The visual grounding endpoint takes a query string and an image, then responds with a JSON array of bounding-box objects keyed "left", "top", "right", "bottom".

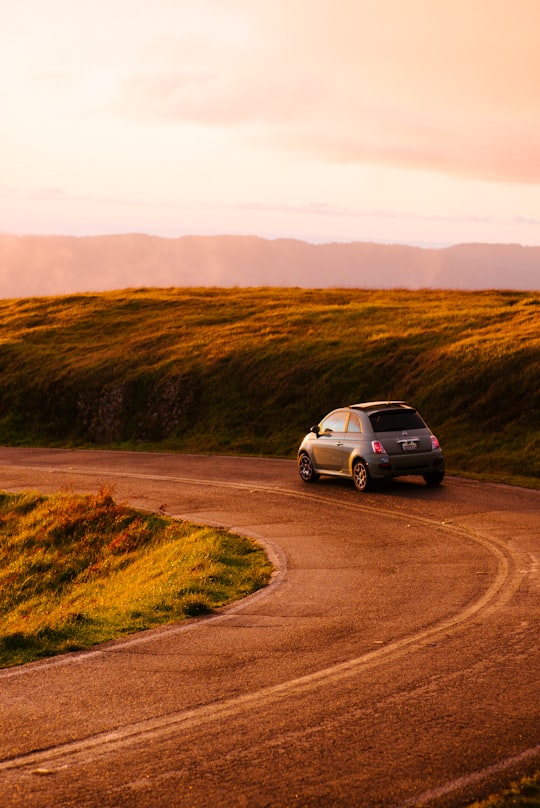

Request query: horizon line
[{"left": 2, "top": 231, "right": 540, "bottom": 251}]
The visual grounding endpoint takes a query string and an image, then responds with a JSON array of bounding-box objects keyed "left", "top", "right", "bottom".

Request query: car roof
[{"left": 348, "top": 401, "right": 415, "bottom": 413}]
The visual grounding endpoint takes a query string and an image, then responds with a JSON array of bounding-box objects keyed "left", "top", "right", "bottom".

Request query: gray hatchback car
[{"left": 298, "top": 401, "right": 445, "bottom": 491}]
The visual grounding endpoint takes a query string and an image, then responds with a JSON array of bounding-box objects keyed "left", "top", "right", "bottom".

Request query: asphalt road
[{"left": 0, "top": 448, "right": 539, "bottom": 808}]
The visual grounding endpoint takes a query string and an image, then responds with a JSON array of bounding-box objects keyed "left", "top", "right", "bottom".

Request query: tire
[
  {"left": 352, "top": 459, "right": 371, "bottom": 492},
  {"left": 298, "top": 453, "right": 319, "bottom": 483},
  {"left": 423, "top": 470, "right": 445, "bottom": 486}
]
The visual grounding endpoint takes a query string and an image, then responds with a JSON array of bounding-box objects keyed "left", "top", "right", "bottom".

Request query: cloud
[
  {"left": 235, "top": 200, "right": 494, "bottom": 227},
  {"left": 3, "top": 0, "right": 540, "bottom": 250},
  {"left": 514, "top": 215, "right": 540, "bottom": 226},
  {"left": 105, "top": 0, "right": 540, "bottom": 184}
]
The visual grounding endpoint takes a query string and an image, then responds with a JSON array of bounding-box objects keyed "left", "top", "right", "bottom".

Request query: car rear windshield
[{"left": 369, "top": 409, "right": 426, "bottom": 432}]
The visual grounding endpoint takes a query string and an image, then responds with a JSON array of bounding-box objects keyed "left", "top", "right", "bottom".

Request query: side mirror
[{"left": 310, "top": 425, "right": 320, "bottom": 437}]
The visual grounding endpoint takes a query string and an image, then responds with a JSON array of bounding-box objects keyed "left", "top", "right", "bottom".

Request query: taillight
[
  {"left": 371, "top": 440, "right": 386, "bottom": 454},
  {"left": 430, "top": 435, "right": 440, "bottom": 450}
]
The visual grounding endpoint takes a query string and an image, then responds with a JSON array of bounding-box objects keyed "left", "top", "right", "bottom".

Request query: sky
[{"left": 1, "top": 0, "right": 540, "bottom": 248}]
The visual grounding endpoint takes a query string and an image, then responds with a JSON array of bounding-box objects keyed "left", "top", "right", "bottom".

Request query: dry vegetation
[{"left": 469, "top": 773, "right": 540, "bottom": 807}]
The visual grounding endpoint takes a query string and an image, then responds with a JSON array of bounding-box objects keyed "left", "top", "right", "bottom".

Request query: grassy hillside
[{"left": 0, "top": 287, "right": 538, "bottom": 487}]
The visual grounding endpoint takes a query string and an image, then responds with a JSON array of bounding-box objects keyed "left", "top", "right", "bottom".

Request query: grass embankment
[
  {"left": 0, "top": 488, "right": 272, "bottom": 668},
  {"left": 0, "top": 287, "right": 538, "bottom": 486}
]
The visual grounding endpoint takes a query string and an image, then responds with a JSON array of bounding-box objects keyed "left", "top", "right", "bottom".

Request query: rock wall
[{"left": 76, "top": 373, "right": 199, "bottom": 443}]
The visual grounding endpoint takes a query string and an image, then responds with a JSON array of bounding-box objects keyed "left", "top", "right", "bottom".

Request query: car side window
[
  {"left": 320, "top": 411, "right": 348, "bottom": 433},
  {"left": 347, "top": 413, "right": 362, "bottom": 433}
]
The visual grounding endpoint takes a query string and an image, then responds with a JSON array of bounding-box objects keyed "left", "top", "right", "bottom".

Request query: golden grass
[
  {"left": 0, "top": 288, "right": 538, "bottom": 485},
  {"left": 0, "top": 488, "right": 272, "bottom": 667}
]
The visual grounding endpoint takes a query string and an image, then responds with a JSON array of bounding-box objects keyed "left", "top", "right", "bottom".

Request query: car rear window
[{"left": 369, "top": 410, "right": 426, "bottom": 432}]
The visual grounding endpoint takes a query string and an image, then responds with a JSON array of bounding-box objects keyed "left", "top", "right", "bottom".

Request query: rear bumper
[{"left": 368, "top": 452, "right": 445, "bottom": 480}]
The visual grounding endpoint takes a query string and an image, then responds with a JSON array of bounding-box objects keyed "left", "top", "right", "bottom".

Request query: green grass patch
[{"left": 0, "top": 488, "right": 273, "bottom": 668}]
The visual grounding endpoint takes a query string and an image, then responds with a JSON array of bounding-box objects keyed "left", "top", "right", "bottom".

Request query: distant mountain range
[{"left": 1, "top": 234, "right": 539, "bottom": 298}]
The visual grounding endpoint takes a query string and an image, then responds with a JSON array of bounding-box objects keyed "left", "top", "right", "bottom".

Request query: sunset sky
[{"left": 2, "top": 0, "right": 540, "bottom": 247}]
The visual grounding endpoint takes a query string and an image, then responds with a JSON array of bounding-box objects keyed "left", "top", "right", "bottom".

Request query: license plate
[{"left": 401, "top": 441, "right": 418, "bottom": 451}]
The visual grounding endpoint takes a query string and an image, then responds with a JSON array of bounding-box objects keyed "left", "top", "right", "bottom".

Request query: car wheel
[
  {"left": 298, "top": 453, "right": 319, "bottom": 483},
  {"left": 423, "top": 470, "right": 445, "bottom": 486},
  {"left": 352, "top": 459, "right": 371, "bottom": 492}
]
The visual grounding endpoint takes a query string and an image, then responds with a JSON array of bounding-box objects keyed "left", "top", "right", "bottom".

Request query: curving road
[{"left": 0, "top": 448, "right": 539, "bottom": 807}]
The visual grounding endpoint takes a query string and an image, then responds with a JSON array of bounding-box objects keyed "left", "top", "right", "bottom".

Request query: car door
[
  {"left": 311, "top": 410, "right": 349, "bottom": 471},
  {"left": 333, "top": 411, "right": 364, "bottom": 472}
]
